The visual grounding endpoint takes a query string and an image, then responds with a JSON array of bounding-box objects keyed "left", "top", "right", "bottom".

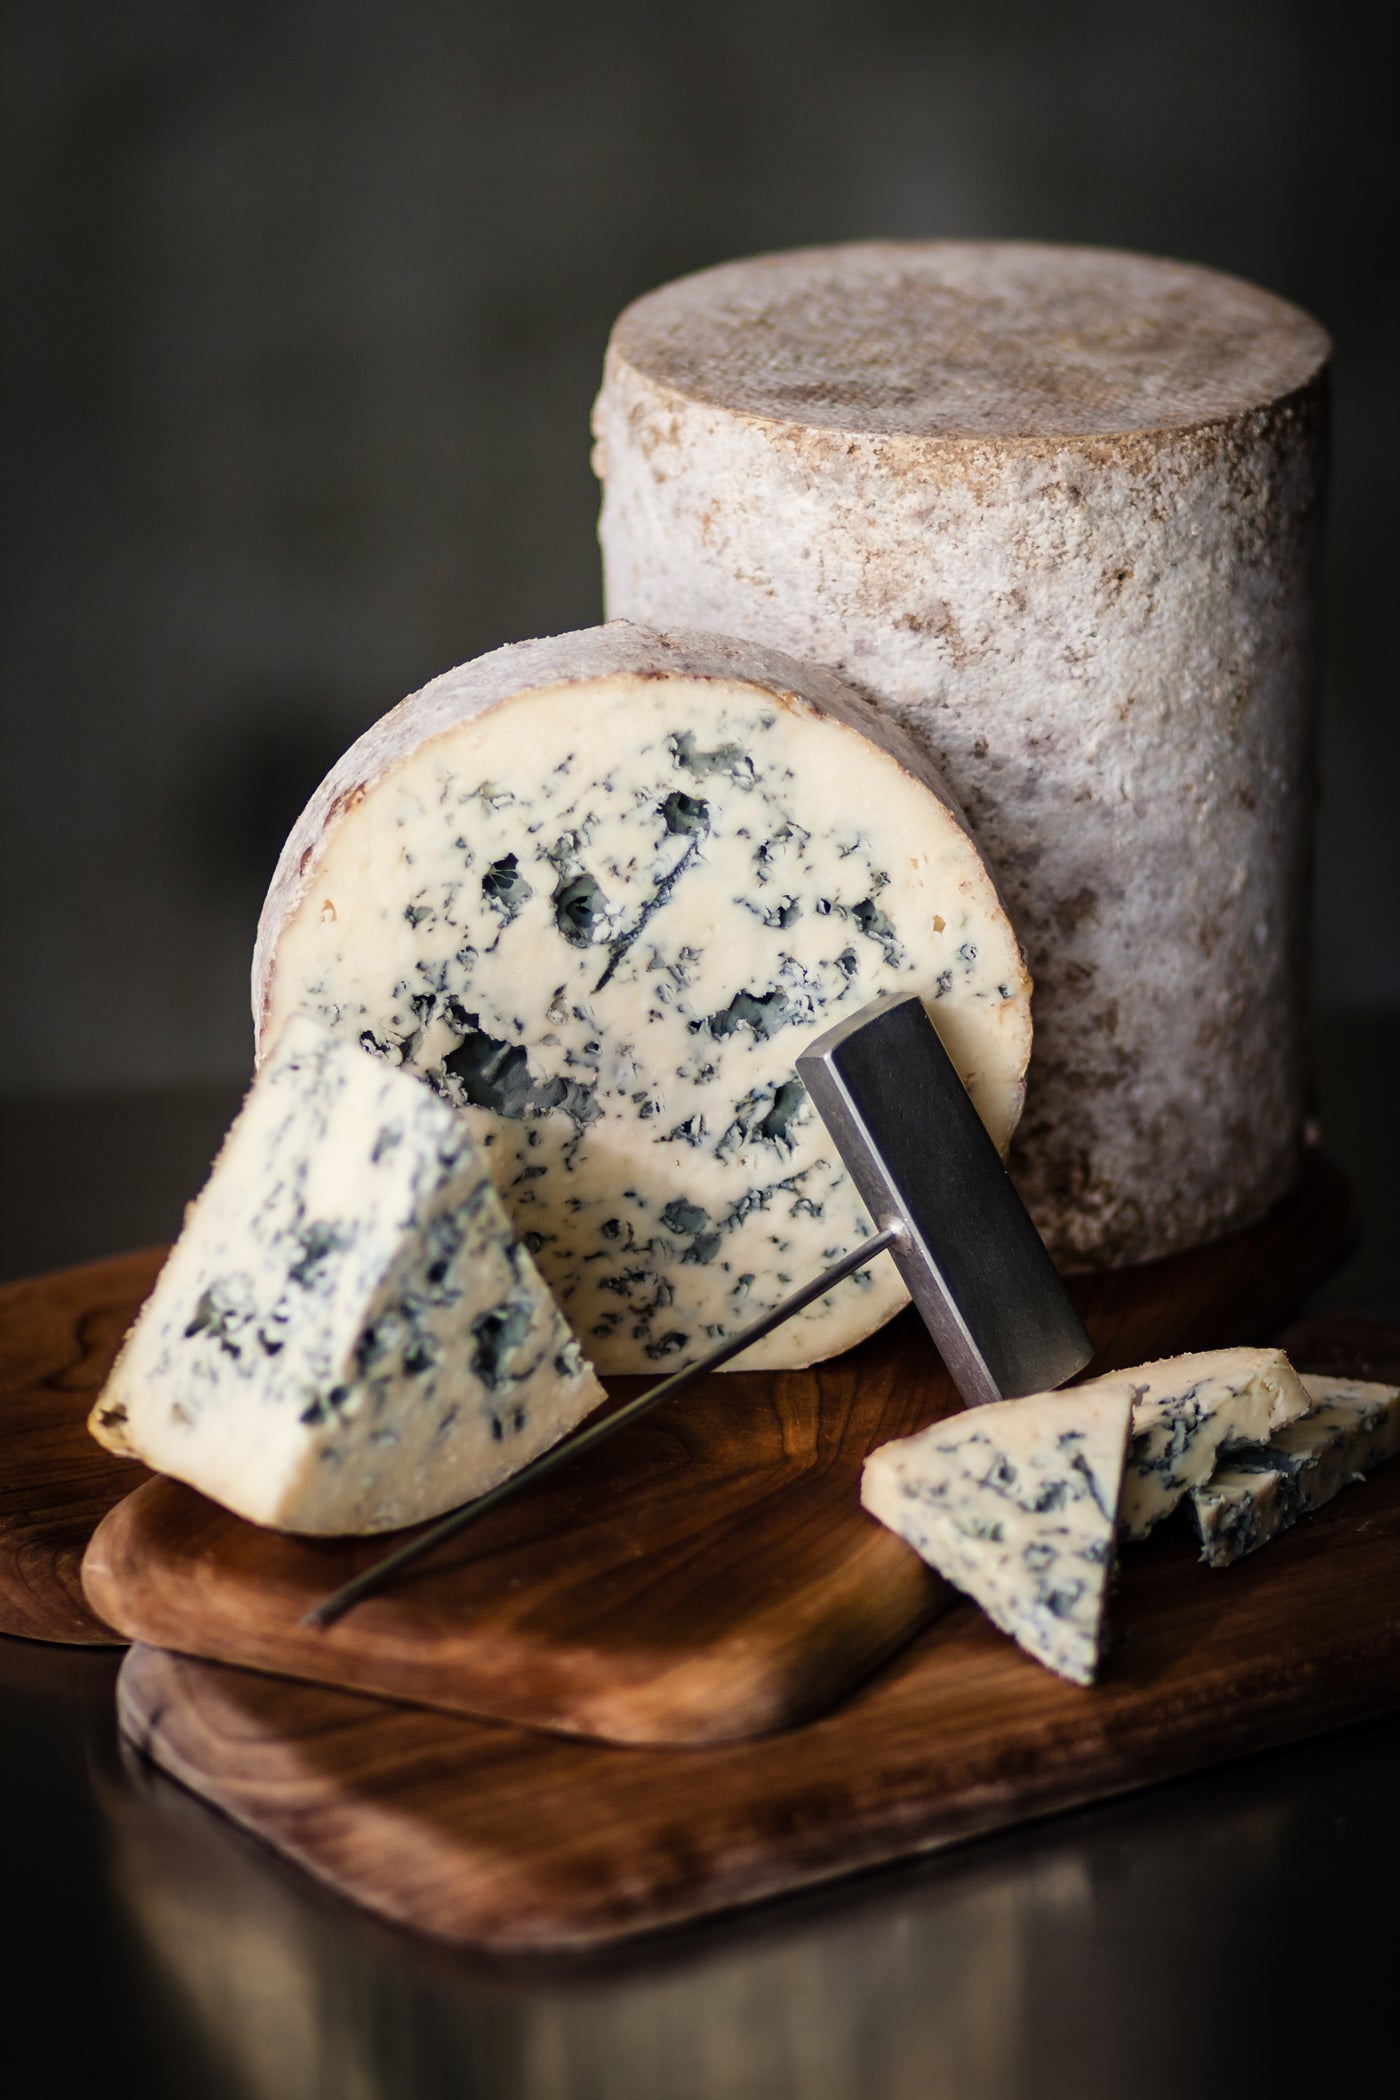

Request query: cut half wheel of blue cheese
[
  {"left": 1190, "top": 1373, "right": 1400, "bottom": 1568},
  {"left": 861, "top": 1388, "right": 1133, "bottom": 1685},
  {"left": 251, "top": 622, "right": 1031, "bottom": 1374},
  {"left": 88, "top": 1018, "right": 606, "bottom": 1535}
]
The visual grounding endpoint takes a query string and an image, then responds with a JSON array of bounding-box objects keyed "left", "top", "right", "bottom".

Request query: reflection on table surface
[{"left": 68, "top": 1658, "right": 1394, "bottom": 2100}]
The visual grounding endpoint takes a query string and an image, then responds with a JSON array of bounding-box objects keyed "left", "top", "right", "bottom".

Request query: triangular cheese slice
[
  {"left": 862, "top": 1388, "right": 1134, "bottom": 1685},
  {"left": 90, "top": 1018, "right": 605, "bottom": 1534}
]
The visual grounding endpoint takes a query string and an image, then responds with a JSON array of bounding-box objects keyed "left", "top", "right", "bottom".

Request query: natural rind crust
[{"left": 593, "top": 241, "right": 1332, "bottom": 1268}]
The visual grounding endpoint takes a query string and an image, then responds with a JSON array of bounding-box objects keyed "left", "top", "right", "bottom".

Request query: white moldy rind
[
  {"left": 594, "top": 241, "right": 1331, "bottom": 1268},
  {"left": 253, "top": 622, "right": 1031, "bottom": 1374}
]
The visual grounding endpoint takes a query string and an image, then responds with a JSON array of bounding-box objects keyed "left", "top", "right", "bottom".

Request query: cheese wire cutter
[{"left": 304, "top": 992, "right": 1092, "bottom": 1628}]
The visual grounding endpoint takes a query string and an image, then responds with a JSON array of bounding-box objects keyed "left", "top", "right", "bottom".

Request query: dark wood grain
[
  {"left": 116, "top": 1317, "right": 1400, "bottom": 1952},
  {"left": 80, "top": 1152, "right": 1355, "bottom": 1737},
  {"left": 86, "top": 1335, "right": 952, "bottom": 1745},
  {"left": 0, "top": 1249, "right": 160, "bottom": 1643}
]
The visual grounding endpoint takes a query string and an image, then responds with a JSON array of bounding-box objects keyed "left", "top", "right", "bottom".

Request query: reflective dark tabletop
[{"left": 3, "top": 1011, "right": 1397, "bottom": 2100}]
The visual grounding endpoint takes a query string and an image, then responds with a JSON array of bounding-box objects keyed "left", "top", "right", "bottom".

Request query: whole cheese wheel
[
  {"left": 593, "top": 241, "right": 1330, "bottom": 1268},
  {"left": 255, "top": 622, "right": 1030, "bottom": 1372}
]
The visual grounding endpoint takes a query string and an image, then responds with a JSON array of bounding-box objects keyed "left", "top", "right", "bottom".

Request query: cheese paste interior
[{"left": 261, "top": 671, "right": 1030, "bottom": 1371}]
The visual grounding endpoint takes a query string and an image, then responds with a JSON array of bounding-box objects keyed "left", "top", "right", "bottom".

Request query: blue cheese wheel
[
  {"left": 254, "top": 623, "right": 1031, "bottom": 1373},
  {"left": 89, "top": 1019, "right": 606, "bottom": 1534}
]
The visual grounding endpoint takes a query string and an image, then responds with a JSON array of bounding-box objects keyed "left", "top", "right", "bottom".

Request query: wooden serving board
[
  {"left": 117, "top": 1308, "right": 1400, "bottom": 1952},
  {"left": 83, "top": 1155, "right": 1354, "bottom": 1741},
  {"left": 86, "top": 1339, "right": 949, "bottom": 1745},
  {"left": 0, "top": 1248, "right": 159, "bottom": 1643}
]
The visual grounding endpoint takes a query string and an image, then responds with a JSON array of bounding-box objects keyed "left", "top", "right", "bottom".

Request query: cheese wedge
[
  {"left": 89, "top": 1018, "right": 605, "bottom": 1534},
  {"left": 1114, "top": 1347, "right": 1315, "bottom": 1539},
  {"left": 1191, "top": 1373, "right": 1400, "bottom": 1567},
  {"left": 861, "top": 1388, "right": 1133, "bottom": 1686}
]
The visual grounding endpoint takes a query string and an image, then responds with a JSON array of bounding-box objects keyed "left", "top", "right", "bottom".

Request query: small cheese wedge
[
  {"left": 1105, "top": 1347, "right": 1315, "bottom": 1540},
  {"left": 861, "top": 1388, "right": 1133, "bottom": 1686},
  {"left": 1190, "top": 1373, "right": 1400, "bottom": 1568},
  {"left": 89, "top": 1018, "right": 605, "bottom": 1534}
]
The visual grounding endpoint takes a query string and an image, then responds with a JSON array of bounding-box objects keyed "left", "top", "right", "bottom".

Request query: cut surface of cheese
[
  {"left": 89, "top": 1019, "right": 605, "bottom": 1535},
  {"left": 1191, "top": 1373, "right": 1400, "bottom": 1568},
  {"left": 1100, "top": 1347, "right": 1315, "bottom": 1540},
  {"left": 253, "top": 622, "right": 1031, "bottom": 1373},
  {"left": 861, "top": 1388, "right": 1133, "bottom": 1686}
]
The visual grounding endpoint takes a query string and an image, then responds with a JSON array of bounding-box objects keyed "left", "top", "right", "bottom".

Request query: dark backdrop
[{"left": 3, "top": 0, "right": 1395, "bottom": 1093}]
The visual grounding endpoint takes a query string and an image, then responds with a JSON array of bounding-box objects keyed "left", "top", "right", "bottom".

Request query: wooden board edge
[
  {"left": 0, "top": 1600, "right": 126, "bottom": 1648},
  {"left": 114, "top": 1640, "right": 1400, "bottom": 1955},
  {"left": 86, "top": 1488, "right": 946, "bottom": 1743},
  {"left": 1, "top": 1528, "right": 129, "bottom": 1647},
  {"left": 0, "top": 1245, "right": 164, "bottom": 1647}
]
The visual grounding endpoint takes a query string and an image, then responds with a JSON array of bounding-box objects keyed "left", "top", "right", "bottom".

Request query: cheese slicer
[{"left": 303, "top": 991, "right": 1092, "bottom": 1628}]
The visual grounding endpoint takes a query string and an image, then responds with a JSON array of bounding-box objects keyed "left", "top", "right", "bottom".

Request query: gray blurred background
[{"left": 2, "top": 0, "right": 1396, "bottom": 1105}]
